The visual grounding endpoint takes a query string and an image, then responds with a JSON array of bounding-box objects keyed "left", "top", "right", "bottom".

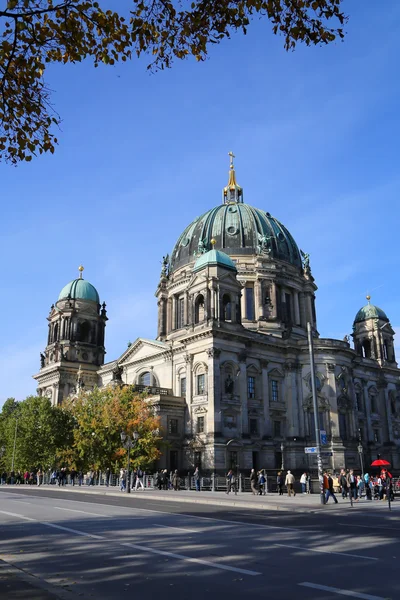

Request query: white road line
[
  {"left": 298, "top": 581, "right": 386, "bottom": 600},
  {"left": 338, "top": 521, "right": 400, "bottom": 532},
  {"left": 0, "top": 509, "right": 260, "bottom": 576},
  {"left": 44, "top": 522, "right": 104, "bottom": 539},
  {"left": 53, "top": 506, "right": 110, "bottom": 518},
  {"left": 274, "top": 544, "right": 378, "bottom": 561},
  {"left": 154, "top": 524, "right": 198, "bottom": 533},
  {"left": 0, "top": 510, "right": 36, "bottom": 522},
  {"left": 121, "top": 542, "right": 261, "bottom": 576}
]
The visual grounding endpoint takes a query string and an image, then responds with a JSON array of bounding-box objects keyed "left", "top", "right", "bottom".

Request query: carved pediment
[
  {"left": 268, "top": 367, "right": 284, "bottom": 379},
  {"left": 119, "top": 337, "right": 169, "bottom": 365}
]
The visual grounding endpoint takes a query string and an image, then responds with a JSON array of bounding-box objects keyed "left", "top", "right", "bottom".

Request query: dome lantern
[{"left": 223, "top": 151, "right": 243, "bottom": 204}]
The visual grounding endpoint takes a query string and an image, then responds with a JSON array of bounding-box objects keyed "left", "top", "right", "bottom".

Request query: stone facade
[{"left": 33, "top": 163, "right": 400, "bottom": 473}]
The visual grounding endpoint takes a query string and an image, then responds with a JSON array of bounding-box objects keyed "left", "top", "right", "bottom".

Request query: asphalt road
[{"left": 0, "top": 486, "right": 398, "bottom": 600}]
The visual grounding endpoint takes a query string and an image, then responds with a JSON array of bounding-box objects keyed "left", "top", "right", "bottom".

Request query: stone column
[
  {"left": 362, "top": 379, "right": 374, "bottom": 442},
  {"left": 166, "top": 298, "right": 172, "bottom": 334},
  {"left": 184, "top": 354, "right": 193, "bottom": 435},
  {"left": 384, "top": 387, "right": 394, "bottom": 442},
  {"left": 293, "top": 291, "right": 300, "bottom": 325},
  {"left": 209, "top": 285, "right": 214, "bottom": 320},
  {"left": 239, "top": 357, "right": 248, "bottom": 435},
  {"left": 299, "top": 292, "right": 306, "bottom": 327},
  {"left": 241, "top": 282, "right": 247, "bottom": 320},
  {"left": 379, "top": 383, "right": 391, "bottom": 442},
  {"left": 257, "top": 279, "right": 264, "bottom": 319},
  {"left": 206, "top": 348, "right": 221, "bottom": 436},
  {"left": 184, "top": 292, "right": 189, "bottom": 326},
  {"left": 261, "top": 360, "right": 270, "bottom": 437},
  {"left": 270, "top": 281, "right": 277, "bottom": 319},
  {"left": 325, "top": 363, "right": 339, "bottom": 440},
  {"left": 171, "top": 295, "right": 177, "bottom": 330},
  {"left": 284, "top": 362, "right": 299, "bottom": 437}
]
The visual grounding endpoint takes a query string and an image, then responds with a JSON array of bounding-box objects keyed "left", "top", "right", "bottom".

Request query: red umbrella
[{"left": 370, "top": 459, "right": 391, "bottom": 467}]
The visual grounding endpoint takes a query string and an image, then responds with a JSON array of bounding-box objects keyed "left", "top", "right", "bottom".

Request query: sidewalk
[{"left": 6, "top": 484, "right": 397, "bottom": 514}]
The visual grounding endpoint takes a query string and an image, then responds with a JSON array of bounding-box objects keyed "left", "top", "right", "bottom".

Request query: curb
[{"left": 2, "top": 485, "right": 348, "bottom": 514}]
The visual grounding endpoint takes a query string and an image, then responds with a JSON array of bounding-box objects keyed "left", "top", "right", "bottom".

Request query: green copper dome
[
  {"left": 354, "top": 303, "right": 388, "bottom": 324},
  {"left": 193, "top": 249, "right": 237, "bottom": 273},
  {"left": 171, "top": 203, "right": 302, "bottom": 271},
  {"left": 58, "top": 278, "right": 100, "bottom": 303}
]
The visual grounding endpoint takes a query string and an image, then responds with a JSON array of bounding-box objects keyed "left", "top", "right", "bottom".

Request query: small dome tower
[
  {"left": 33, "top": 266, "right": 108, "bottom": 404},
  {"left": 352, "top": 295, "right": 396, "bottom": 365}
]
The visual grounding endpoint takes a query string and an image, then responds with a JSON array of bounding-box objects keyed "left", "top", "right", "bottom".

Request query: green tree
[
  {"left": 0, "top": 1, "right": 347, "bottom": 163},
  {"left": 0, "top": 395, "right": 74, "bottom": 471},
  {"left": 62, "top": 385, "right": 162, "bottom": 471}
]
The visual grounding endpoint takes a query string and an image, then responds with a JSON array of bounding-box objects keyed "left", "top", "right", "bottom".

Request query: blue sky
[{"left": 1, "top": 2, "right": 400, "bottom": 405}]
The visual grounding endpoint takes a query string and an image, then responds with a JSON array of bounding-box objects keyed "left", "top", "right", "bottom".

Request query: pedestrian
[
  {"left": 250, "top": 468, "right": 258, "bottom": 495},
  {"left": 105, "top": 468, "right": 110, "bottom": 487},
  {"left": 135, "top": 467, "right": 145, "bottom": 491},
  {"left": 172, "top": 470, "right": 180, "bottom": 491},
  {"left": 277, "top": 471, "right": 284, "bottom": 495},
  {"left": 364, "top": 472, "right": 372, "bottom": 500},
  {"left": 285, "top": 470, "right": 296, "bottom": 496},
  {"left": 346, "top": 469, "right": 358, "bottom": 501},
  {"left": 36, "top": 468, "right": 43, "bottom": 486},
  {"left": 163, "top": 469, "right": 169, "bottom": 491},
  {"left": 1, "top": 470, "right": 7, "bottom": 485},
  {"left": 323, "top": 472, "right": 338, "bottom": 504},
  {"left": 70, "top": 468, "right": 76, "bottom": 486},
  {"left": 24, "top": 470, "right": 29, "bottom": 485},
  {"left": 357, "top": 475, "right": 365, "bottom": 499},
  {"left": 120, "top": 468, "right": 126, "bottom": 491},
  {"left": 258, "top": 470, "right": 266, "bottom": 495},
  {"left": 300, "top": 472, "right": 307, "bottom": 494},
  {"left": 306, "top": 472, "right": 312, "bottom": 494},
  {"left": 226, "top": 469, "right": 237, "bottom": 495},
  {"left": 339, "top": 469, "right": 348, "bottom": 499},
  {"left": 194, "top": 467, "right": 201, "bottom": 492}
]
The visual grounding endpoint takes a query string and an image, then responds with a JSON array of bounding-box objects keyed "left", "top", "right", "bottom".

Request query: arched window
[
  {"left": 361, "top": 340, "right": 371, "bottom": 358},
  {"left": 139, "top": 372, "right": 151, "bottom": 386},
  {"left": 80, "top": 321, "right": 91, "bottom": 343},
  {"left": 53, "top": 323, "right": 58, "bottom": 342},
  {"left": 194, "top": 295, "right": 205, "bottom": 324},
  {"left": 222, "top": 294, "right": 232, "bottom": 321}
]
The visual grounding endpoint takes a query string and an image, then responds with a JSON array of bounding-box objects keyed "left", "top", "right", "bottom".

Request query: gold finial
[
  {"left": 223, "top": 151, "right": 242, "bottom": 200},
  {"left": 210, "top": 238, "right": 216, "bottom": 247},
  {"left": 366, "top": 294, "right": 371, "bottom": 304},
  {"left": 78, "top": 265, "right": 84, "bottom": 279}
]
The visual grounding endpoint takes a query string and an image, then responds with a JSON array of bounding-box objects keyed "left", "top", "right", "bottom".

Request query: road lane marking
[
  {"left": 274, "top": 544, "right": 378, "bottom": 561},
  {"left": 0, "top": 509, "right": 261, "bottom": 576},
  {"left": 44, "top": 522, "right": 104, "bottom": 539},
  {"left": 121, "top": 542, "right": 261, "bottom": 575},
  {"left": 298, "top": 582, "right": 387, "bottom": 599},
  {"left": 154, "top": 524, "right": 198, "bottom": 533},
  {"left": 338, "top": 521, "right": 400, "bottom": 532},
  {"left": 0, "top": 510, "right": 36, "bottom": 522},
  {"left": 53, "top": 506, "right": 110, "bottom": 518}
]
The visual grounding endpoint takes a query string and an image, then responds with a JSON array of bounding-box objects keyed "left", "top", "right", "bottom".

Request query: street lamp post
[
  {"left": 357, "top": 442, "right": 364, "bottom": 478},
  {"left": 307, "top": 322, "right": 325, "bottom": 505},
  {"left": 120, "top": 431, "right": 139, "bottom": 494},
  {"left": 11, "top": 418, "right": 18, "bottom": 477},
  {"left": 280, "top": 442, "right": 284, "bottom": 471}
]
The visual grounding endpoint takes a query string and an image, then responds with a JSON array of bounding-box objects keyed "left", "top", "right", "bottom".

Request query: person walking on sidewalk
[
  {"left": 250, "top": 468, "right": 258, "bottom": 495},
  {"left": 172, "top": 470, "right": 180, "bottom": 491},
  {"left": 226, "top": 469, "right": 237, "bottom": 495},
  {"left": 277, "top": 471, "right": 284, "bottom": 495},
  {"left": 135, "top": 467, "right": 145, "bottom": 491},
  {"left": 285, "top": 470, "right": 296, "bottom": 496},
  {"left": 300, "top": 472, "right": 307, "bottom": 494},
  {"left": 324, "top": 472, "right": 338, "bottom": 504},
  {"left": 194, "top": 467, "right": 201, "bottom": 492},
  {"left": 339, "top": 469, "right": 348, "bottom": 499}
]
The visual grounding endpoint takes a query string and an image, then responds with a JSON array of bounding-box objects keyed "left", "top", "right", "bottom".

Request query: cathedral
[{"left": 33, "top": 156, "right": 400, "bottom": 473}]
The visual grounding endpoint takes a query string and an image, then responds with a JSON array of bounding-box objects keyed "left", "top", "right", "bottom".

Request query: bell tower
[
  {"left": 33, "top": 266, "right": 108, "bottom": 405},
  {"left": 352, "top": 296, "right": 396, "bottom": 365}
]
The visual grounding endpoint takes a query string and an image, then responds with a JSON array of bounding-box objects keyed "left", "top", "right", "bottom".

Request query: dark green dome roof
[
  {"left": 193, "top": 249, "right": 237, "bottom": 273},
  {"left": 58, "top": 278, "right": 100, "bottom": 303},
  {"left": 171, "top": 203, "right": 302, "bottom": 271},
  {"left": 354, "top": 303, "right": 388, "bottom": 324}
]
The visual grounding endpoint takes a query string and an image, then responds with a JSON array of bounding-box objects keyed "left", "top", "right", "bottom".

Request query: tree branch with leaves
[{"left": 0, "top": 0, "right": 347, "bottom": 163}]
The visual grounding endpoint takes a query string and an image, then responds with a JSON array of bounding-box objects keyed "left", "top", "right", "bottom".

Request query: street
[{"left": 0, "top": 487, "right": 398, "bottom": 599}]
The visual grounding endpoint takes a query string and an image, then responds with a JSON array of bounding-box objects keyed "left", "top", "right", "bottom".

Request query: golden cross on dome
[{"left": 228, "top": 151, "right": 235, "bottom": 169}]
